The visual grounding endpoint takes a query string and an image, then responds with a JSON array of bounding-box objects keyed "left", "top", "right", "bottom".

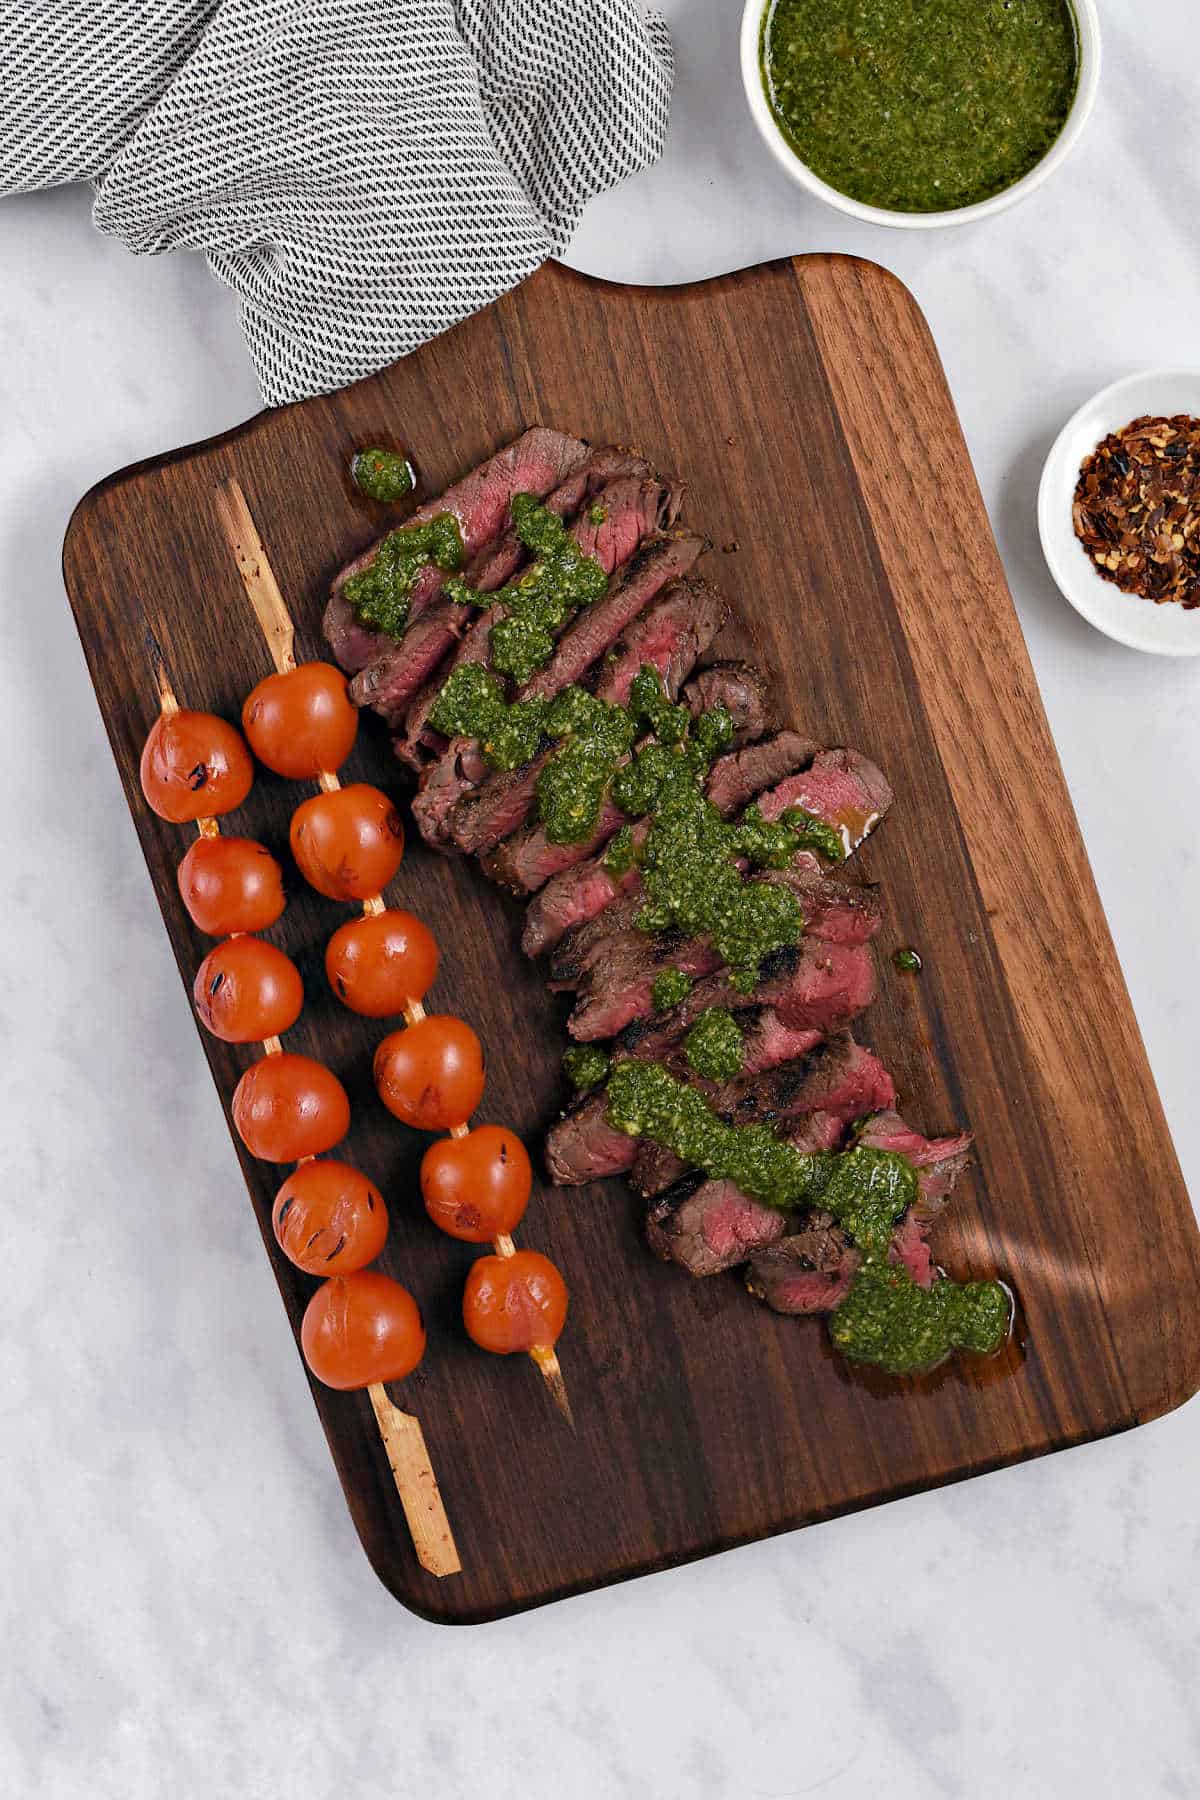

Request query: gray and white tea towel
[{"left": 0, "top": 0, "right": 672, "bottom": 403}]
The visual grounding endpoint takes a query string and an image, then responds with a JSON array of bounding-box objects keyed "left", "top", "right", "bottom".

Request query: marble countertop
[{"left": 4, "top": 4, "right": 1198, "bottom": 1794}]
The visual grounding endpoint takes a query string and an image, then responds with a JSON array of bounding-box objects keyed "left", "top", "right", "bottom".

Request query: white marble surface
[{"left": 3, "top": 5, "right": 1200, "bottom": 1792}]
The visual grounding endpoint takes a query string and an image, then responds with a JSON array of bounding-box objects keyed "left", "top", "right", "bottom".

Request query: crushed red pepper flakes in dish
[{"left": 1073, "top": 414, "right": 1200, "bottom": 610}]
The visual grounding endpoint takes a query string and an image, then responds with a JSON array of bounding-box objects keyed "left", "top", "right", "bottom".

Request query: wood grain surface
[{"left": 61, "top": 257, "right": 1200, "bottom": 1623}]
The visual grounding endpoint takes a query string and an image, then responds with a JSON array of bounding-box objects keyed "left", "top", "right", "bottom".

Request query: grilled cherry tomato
[
  {"left": 462, "top": 1249, "right": 568, "bottom": 1355},
  {"left": 325, "top": 908, "right": 438, "bottom": 1017},
  {"left": 272, "top": 1159, "right": 389, "bottom": 1275},
  {"left": 290, "top": 784, "right": 404, "bottom": 901},
  {"left": 193, "top": 936, "right": 303, "bottom": 1043},
  {"left": 421, "top": 1125, "right": 531, "bottom": 1242},
  {"left": 177, "top": 835, "right": 285, "bottom": 936},
  {"left": 373, "top": 1015, "right": 484, "bottom": 1131},
  {"left": 140, "top": 709, "right": 253, "bottom": 822},
  {"left": 232, "top": 1052, "right": 350, "bottom": 1162},
  {"left": 241, "top": 662, "right": 358, "bottom": 779},
  {"left": 301, "top": 1271, "right": 426, "bottom": 1390}
]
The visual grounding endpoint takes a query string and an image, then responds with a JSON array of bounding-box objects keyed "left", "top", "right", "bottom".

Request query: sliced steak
[
  {"left": 613, "top": 938, "right": 876, "bottom": 1058},
  {"left": 855, "top": 1109, "right": 973, "bottom": 1223},
  {"left": 568, "top": 932, "right": 727, "bottom": 1041},
  {"left": 705, "top": 730, "right": 819, "bottom": 818},
  {"left": 324, "top": 425, "right": 588, "bottom": 675},
  {"left": 631, "top": 1036, "right": 888, "bottom": 1199},
  {"left": 684, "top": 662, "right": 769, "bottom": 745},
  {"left": 484, "top": 578, "right": 728, "bottom": 893},
  {"left": 757, "top": 746, "right": 893, "bottom": 857},
  {"left": 647, "top": 1178, "right": 787, "bottom": 1277},
  {"left": 746, "top": 1222, "right": 860, "bottom": 1315},
  {"left": 592, "top": 577, "right": 729, "bottom": 708},
  {"left": 713, "top": 1033, "right": 895, "bottom": 1131},
  {"left": 544, "top": 1091, "right": 636, "bottom": 1185},
  {"left": 395, "top": 448, "right": 665, "bottom": 767},
  {"left": 446, "top": 534, "right": 707, "bottom": 854},
  {"left": 520, "top": 532, "right": 707, "bottom": 701}
]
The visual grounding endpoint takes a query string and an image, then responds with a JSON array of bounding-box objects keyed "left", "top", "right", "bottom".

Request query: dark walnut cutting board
[{"left": 62, "top": 258, "right": 1200, "bottom": 1623}]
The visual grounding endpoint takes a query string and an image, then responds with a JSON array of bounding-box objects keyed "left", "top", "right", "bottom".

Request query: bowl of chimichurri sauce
[{"left": 741, "top": 0, "right": 1099, "bottom": 227}]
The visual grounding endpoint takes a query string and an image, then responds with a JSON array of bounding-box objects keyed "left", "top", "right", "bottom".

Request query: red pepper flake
[{"left": 1073, "top": 414, "right": 1200, "bottom": 610}]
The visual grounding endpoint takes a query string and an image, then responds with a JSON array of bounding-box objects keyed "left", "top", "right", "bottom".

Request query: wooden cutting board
[{"left": 62, "top": 257, "right": 1200, "bottom": 1623}]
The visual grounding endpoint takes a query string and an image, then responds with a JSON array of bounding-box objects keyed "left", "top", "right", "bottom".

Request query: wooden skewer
[
  {"left": 216, "top": 476, "right": 573, "bottom": 1426},
  {"left": 149, "top": 632, "right": 460, "bottom": 1578}
]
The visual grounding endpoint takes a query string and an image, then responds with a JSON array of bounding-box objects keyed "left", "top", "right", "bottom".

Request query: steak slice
[
  {"left": 395, "top": 446, "right": 662, "bottom": 767},
  {"left": 704, "top": 730, "right": 820, "bottom": 818},
  {"left": 631, "top": 1035, "right": 888, "bottom": 1198},
  {"left": 544, "top": 1091, "right": 636, "bottom": 1185},
  {"left": 567, "top": 931, "right": 727, "bottom": 1040},
  {"left": 483, "top": 579, "right": 728, "bottom": 893},
  {"left": 684, "top": 662, "right": 769, "bottom": 746},
  {"left": 647, "top": 1177, "right": 787, "bottom": 1277},
  {"left": 593, "top": 577, "right": 729, "bottom": 708},
  {"left": 613, "top": 938, "right": 876, "bottom": 1058},
  {"left": 520, "top": 532, "right": 707, "bottom": 701},
  {"left": 757, "top": 746, "right": 893, "bottom": 857},
  {"left": 746, "top": 1223, "right": 860, "bottom": 1315},
  {"left": 446, "top": 534, "right": 706, "bottom": 855},
  {"left": 522, "top": 669, "right": 783, "bottom": 958},
  {"left": 324, "top": 425, "right": 588, "bottom": 675},
  {"left": 855, "top": 1109, "right": 973, "bottom": 1223}
]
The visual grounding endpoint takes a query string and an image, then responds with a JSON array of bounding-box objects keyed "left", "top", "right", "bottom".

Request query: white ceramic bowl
[
  {"left": 740, "top": 0, "right": 1101, "bottom": 230},
  {"left": 1037, "top": 369, "right": 1200, "bottom": 657}
]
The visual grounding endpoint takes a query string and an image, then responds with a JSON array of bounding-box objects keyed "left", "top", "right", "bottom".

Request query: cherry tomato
[
  {"left": 242, "top": 662, "right": 358, "bottom": 779},
  {"left": 193, "top": 936, "right": 303, "bottom": 1043},
  {"left": 325, "top": 909, "right": 438, "bottom": 1017},
  {"left": 177, "top": 835, "right": 285, "bottom": 936},
  {"left": 373, "top": 1015, "right": 484, "bottom": 1131},
  {"left": 140, "top": 710, "right": 254, "bottom": 823},
  {"left": 421, "top": 1125, "right": 531, "bottom": 1242},
  {"left": 272, "top": 1159, "right": 389, "bottom": 1275},
  {"left": 462, "top": 1249, "right": 568, "bottom": 1355},
  {"left": 301, "top": 1271, "right": 426, "bottom": 1390},
  {"left": 290, "top": 784, "right": 404, "bottom": 901},
  {"left": 232, "top": 1052, "right": 350, "bottom": 1162}
]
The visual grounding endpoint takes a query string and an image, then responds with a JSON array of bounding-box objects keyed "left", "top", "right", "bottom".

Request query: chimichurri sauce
[
  {"left": 604, "top": 1057, "right": 1011, "bottom": 1375},
  {"left": 351, "top": 447, "right": 415, "bottom": 505},
  {"left": 760, "top": 0, "right": 1078, "bottom": 213},
  {"left": 343, "top": 513, "right": 464, "bottom": 638},
  {"left": 684, "top": 1008, "right": 745, "bottom": 1081}
]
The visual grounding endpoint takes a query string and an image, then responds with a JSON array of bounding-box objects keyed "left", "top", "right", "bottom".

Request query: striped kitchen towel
[{"left": 0, "top": 0, "right": 672, "bottom": 403}]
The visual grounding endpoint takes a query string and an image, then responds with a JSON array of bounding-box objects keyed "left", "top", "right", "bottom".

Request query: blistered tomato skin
[
  {"left": 232, "top": 1053, "right": 350, "bottom": 1162},
  {"left": 301, "top": 1271, "right": 426, "bottom": 1390},
  {"left": 272, "top": 1160, "right": 389, "bottom": 1275},
  {"left": 139, "top": 710, "right": 254, "bottom": 822},
  {"left": 177, "top": 836, "right": 285, "bottom": 936},
  {"left": 325, "top": 909, "right": 439, "bottom": 1017},
  {"left": 193, "top": 936, "right": 304, "bottom": 1043},
  {"left": 290, "top": 784, "right": 405, "bottom": 901},
  {"left": 462, "top": 1249, "right": 568, "bottom": 1355},
  {"left": 373, "top": 1015, "right": 485, "bottom": 1131},
  {"left": 421, "top": 1125, "right": 531, "bottom": 1242},
  {"left": 242, "top": 663, "right": 358, "bottom": 779}
]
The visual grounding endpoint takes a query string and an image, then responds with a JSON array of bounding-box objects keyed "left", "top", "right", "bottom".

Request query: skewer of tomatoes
[
  {"left": 215, "top": 478, "right": 572, "bottom": 1422},
  {"left": 140, "top": 639, "right": 460, "bottom": 1577}
]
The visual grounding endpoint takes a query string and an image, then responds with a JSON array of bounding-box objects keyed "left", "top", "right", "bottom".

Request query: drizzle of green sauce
[
  {"left": 893, "top": 947, "right": 923, "bottom": 973},
  {"left": 684, "top": 1008, "right": 745, "bottom": 1081},
  {"left": 443, "top": 493, "right": 608, "bottom": 685},
  {"left": 351, "top": 447, "right": 415, "bottom": 505},
  {"left": 760, "top": 0, "right": 1079, "bottom": 214},
  {"left": 535, "top": 689, "right": 637, "bottom": 844},
  {"left": 564, "top": 1045, "right": 612, "bottom": 1093},
  {"left": 604, "top": 1058, "right": 1010, "bottom": 1374},
  {"left": 651, "top": 968, "right": 694, "bottom": 1013},
  {"left": 589, "top": 502, "right": 608, "bottom": 525},
  {"left": 603, "top": 824, "right": 641, "bottom": 878},
  {"left": 427, "top": 663, "right": 548, "bottom": 769},
  {"left": 343, "top": 513, "right": 464, "bottom": 637}
]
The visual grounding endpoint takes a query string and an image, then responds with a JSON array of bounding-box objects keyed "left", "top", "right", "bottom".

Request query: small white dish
[
  {"left": 740, "top": 0, "right": 1101, "bottom": 230},
  {"left": 1038, "top": 370, "right": 1200, "bottom": 657}
]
